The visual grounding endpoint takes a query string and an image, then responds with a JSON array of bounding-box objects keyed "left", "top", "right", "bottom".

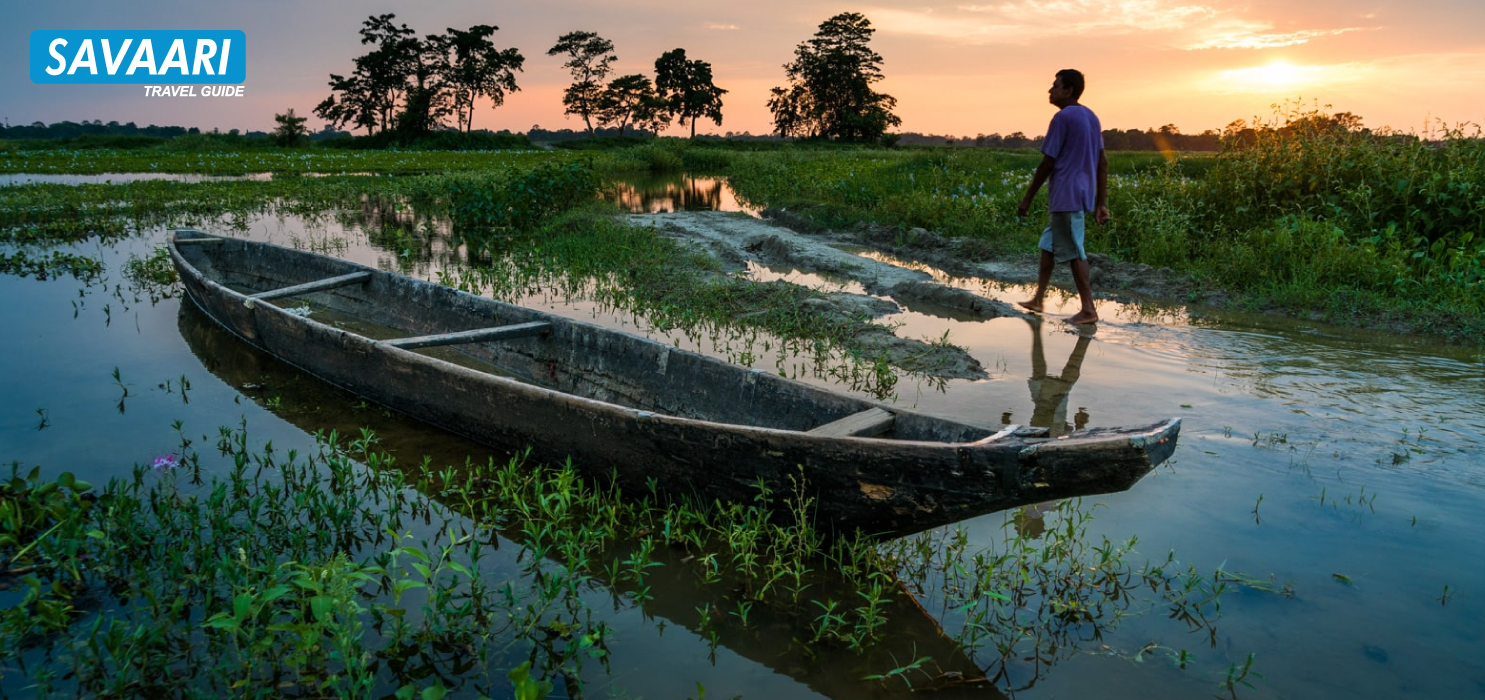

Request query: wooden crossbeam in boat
[
  {"left": 173, "top": 228, "right": 224, "bottom": 244},
  {"left": 807, "top": 407, "right": 895, "bottom": 438},
  {"left": 382, "top": 322, "right": 552, "bottom": 350},
  {"left": 244, "top": 271, "right": 372, "bottom": 308}
]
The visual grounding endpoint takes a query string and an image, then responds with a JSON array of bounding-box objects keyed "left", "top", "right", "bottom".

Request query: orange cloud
[
  {"left": 1184, "top": 24, "right": 1367, "bottom": 50},
  {"left": 870, "top": 1, "right": 1366, "bottom": 51}
]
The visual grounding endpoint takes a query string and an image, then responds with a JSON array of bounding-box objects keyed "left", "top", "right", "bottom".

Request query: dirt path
[
  {"left": 627, "top": 210, "right": 1216, "bottom": 380},
  {"left": 630, "top": 211, "right": 1052, "bottom": 381},
  {"left": 758, "top": 208, "right": 1215, "bottom": 303}
]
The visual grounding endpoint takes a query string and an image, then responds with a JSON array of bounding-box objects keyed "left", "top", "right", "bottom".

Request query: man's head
[{"left": 1049, "top": 69, "right": 1085, "bottom": 107}]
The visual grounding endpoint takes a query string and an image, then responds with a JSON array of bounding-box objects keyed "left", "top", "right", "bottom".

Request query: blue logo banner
[{"left": 31, "top": 30, "right": 247, "bottom": 84}]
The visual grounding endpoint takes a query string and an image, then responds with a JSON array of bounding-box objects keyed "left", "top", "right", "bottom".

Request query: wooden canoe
[{"left": 169, "top": 229, "right": 1180, "bottom": 536}]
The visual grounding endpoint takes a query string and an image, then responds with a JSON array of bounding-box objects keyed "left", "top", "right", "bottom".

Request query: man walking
[{"left": 1017, "top": 69, "right": 1108, "bottom": 325}]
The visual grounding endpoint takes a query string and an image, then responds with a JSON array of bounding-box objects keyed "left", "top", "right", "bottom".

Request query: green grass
[
  {"left": 715, "top": 113, "right": 1484, "bottom": 341},
  {"left": 0, "top": 157, "right": 944, "bottom": 388},
  {"left": 0, "top": 145, "right": 556, "bottom": 176},
  {"left": 2, "top": 426, "right": 1240, "bottom": 698},
  {"left": 5, "top": 113, "right": 1479, "bottom": 342},
  {"left": 0, "top": 162, "right": 576, "bottom": 244}
]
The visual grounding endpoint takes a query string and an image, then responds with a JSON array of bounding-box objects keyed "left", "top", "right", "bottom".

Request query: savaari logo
[{"left": 31, "top": 30, "right": 246, "bottom": 84}]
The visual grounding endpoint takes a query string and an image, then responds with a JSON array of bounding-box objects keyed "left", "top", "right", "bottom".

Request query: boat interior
[{"left": 175, "top": 232, "right": 1001, "bottom": 444}]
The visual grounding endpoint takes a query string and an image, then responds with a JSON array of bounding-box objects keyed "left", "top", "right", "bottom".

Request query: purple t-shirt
[{"left": 1041, "top": 105, "right": 1103, "bottom": 213}]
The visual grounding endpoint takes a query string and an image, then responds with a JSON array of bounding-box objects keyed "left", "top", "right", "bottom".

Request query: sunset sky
[{"left": 6, "top": 0, "right": 1483, "bottom": 139}]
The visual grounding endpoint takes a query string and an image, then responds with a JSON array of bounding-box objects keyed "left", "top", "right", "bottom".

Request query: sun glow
[{"left": 1217, "top": 60, "right": 1327, "bottom": 92}]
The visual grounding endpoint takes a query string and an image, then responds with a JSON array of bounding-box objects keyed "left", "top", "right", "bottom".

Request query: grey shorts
[{"left": 1038, "top": 211, "right": 1087, "bottom": 263}]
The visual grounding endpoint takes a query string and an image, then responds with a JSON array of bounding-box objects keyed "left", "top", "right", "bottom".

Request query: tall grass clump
[
  {"left": 720, "top": 105, "right": 1484, "bottom": 337},
  {"left": 1101, "top": 104, "right": 1485, "bottom": 331},
  {"left": 447, "top": 160, "right": 599, "bottom": 234},
  {"left": 1198, "top": 105, "right": 1485, "bottom": 302},
  {"left": 725, "top": 149, "right": 1035, "bottom": 244}
]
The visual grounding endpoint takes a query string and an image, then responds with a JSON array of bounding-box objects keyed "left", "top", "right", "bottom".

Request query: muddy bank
[
  {"left": 630, "top": 211, "right": 1025, "bottom": 380},
  {"left": 633, "top": 211, "right": 1030, "bottom": 317},
  {"left": 762, "top": 207, "right": 1222, "bottom": 306},
  {"left": 626, "top": 209, "right": 1266, "bottom": 379}
]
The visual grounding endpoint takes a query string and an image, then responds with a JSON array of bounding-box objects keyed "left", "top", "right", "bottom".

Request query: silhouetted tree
[
  {"left": 548, "top": 31, "right": 618, "bottom": 136},
  {"left": 442, "top": 25, "right": 524, "bottom": 133},
  {"left": 595, "top": 74, "right": 665, "bottom": 136},
  {"left": 316, "top": 15, "right": 523, "bottom": 138},
  {"left": 271, "top": 108, "right": 308, "bottom": 146},
  {"left": 393, "top": 31, "right": 453, "bottom": 137},
  {"left": 315, "top": 15, "right": 420, "bottom": 135},
  {"left": 767, "top": 12, "right": 900, "bottom": 142},
  {"left": 654, "top": 48, "right": 726, "bottom": 138},
  {"left": 315, "top": 71, "right": 380, "bottom": 134}
]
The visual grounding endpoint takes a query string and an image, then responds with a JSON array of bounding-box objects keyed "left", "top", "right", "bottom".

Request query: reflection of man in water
[{"left": 1026, "top": 318, "right": 1092, "bottom": 437}]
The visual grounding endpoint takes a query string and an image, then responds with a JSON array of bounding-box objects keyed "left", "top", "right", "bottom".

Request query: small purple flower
[{"left": 152, "top": 453, "right": 180, "bottom": 470}]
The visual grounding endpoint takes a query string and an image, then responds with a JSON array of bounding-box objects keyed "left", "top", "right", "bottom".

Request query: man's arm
[
  {"left": 1018, "top": 154, "right": 1056, "bottom": 217},
  {"left": 1093, "top": 148, "right": 1110, "bottom": 225}
]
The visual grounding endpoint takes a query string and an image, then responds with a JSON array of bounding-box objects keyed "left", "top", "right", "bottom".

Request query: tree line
[
  {"left": 0, "top": 120, "right": 1234, "bottom": 153},
  {"left": 545, "top": 32, "right": 725, "bottom": 138},
  {"left": 16, "top": 12, "right": 1380, "bottom": 151},
  {"left": 897, "top": 127, "right": 1223, "bottom": 152},
  {"left": 314, "top": 11, "right": 1244, "bottom": 147},
  {"left": 309, "top": 12, "right": 905, "bottom": 143},
  {"left": 311, "top": 15, "right": 728, "bottom": 141},
  {"left": 0, "top": 120, "right": 204, "bottom": 140}
]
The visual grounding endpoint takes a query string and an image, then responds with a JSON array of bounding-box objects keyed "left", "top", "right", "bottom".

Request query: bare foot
[
  {"left": 1066, "top": 311, "right": 1099, "bottom": 325},
  {"left": 1018, "top": 300, "right": 1044, "bottom": 313}
]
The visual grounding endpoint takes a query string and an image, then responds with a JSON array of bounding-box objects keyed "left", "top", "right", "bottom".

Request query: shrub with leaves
[{"left": 449, "top": 160, "right": 599, "bottom": 233}]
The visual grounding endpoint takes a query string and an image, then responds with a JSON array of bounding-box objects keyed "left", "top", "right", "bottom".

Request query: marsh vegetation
[{"left": 3, "top": 106, "right": 1484, "bottom": 698}]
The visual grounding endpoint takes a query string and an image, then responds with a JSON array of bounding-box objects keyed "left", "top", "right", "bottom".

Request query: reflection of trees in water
[
  {"left": 308, "top": 194, "right": 490, "bottom": 274},
  {"left": 608, "top": 176, "right": 727, "bottom": 213}
]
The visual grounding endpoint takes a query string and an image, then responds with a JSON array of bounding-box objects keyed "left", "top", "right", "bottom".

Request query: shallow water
[
  {"left": 601, "top": 172, "right": 758, "bottom": 215},
  {"left": 0, "top": 172, "right": 274, "bottom": 185},
  {"left": 2, "top": 209, "right": 1483, "bottom": 699}
]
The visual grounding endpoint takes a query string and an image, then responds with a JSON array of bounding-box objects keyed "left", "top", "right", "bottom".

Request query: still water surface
[
  {"left": 602, "top": 172, "right": 758, "bottom": 215},
  {"left": 1, "top": 192, "right": 1482, "bottom": 698}
]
